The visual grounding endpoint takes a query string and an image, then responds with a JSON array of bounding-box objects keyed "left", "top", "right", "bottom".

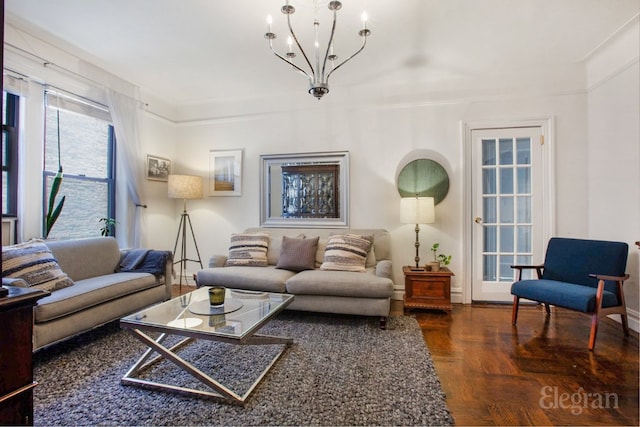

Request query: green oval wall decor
[{"left": 397, "top": 158, "right": 450, "bottom": 204}]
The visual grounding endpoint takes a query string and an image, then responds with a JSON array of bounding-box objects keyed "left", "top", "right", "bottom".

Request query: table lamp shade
[
  {"left": 168, "top": 175, "right": 203, "bottom": 199},
  {"left": 400, "top": 197, "right": 435, "bottom": 224}
]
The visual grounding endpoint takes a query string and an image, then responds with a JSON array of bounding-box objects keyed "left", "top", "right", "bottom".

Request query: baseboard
[{"left": 608, "top": 307, "right": 640, "bottom": 333}]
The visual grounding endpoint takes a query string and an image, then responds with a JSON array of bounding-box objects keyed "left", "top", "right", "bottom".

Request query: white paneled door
[{"left": 471, "top": 127, "right": 546, "bottom": 302}]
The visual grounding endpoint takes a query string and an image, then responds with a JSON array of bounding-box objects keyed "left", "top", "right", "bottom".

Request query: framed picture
[
  {"left": 209, "top": 149, "right": 242, "bottom": 196},
  {"left": 146, "top": 155, "right": 171, "bottom": 181}
]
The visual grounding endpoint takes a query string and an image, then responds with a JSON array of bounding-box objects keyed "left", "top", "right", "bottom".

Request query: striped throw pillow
[
  {"left": 320, "top": 234, "right": 373, "bottom": 273},
  {"left": 225, "top": 233, "right": 269, "bottom": 267},
  {"left": 2, "top": 239, "right": 74, "bottom": 292}
]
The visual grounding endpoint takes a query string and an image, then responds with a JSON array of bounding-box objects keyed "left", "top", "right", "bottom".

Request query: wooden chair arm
[
  {"left": 510, "top": 264, "right": 544, "bottom": 270},
  {"left": 588, "top": 273, "right": 630, "bottom": 282},
  {"left": 510, "top": 264, "right": 544, "bottom": 281}
]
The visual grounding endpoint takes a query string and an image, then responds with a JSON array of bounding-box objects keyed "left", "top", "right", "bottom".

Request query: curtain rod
[{"left": 4, "top": 42, "right": 147, "bottom": 108}]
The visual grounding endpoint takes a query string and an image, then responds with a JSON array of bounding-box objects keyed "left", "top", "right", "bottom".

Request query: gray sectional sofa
[
  {"left": 196, "top": 228, "right": 394, "bottom": 328},
  {"left": 2, "top": 237, "right": 172, "bottom": 350}
]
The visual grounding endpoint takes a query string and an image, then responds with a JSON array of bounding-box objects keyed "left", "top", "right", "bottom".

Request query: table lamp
[{"left": 400, "top": 196, "right": 435, "bottom": 270}]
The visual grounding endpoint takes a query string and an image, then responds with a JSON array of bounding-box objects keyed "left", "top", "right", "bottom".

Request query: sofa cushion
[
  {"left": 511, "top": 279, "right": 619, "bottom": 312},
  {"left": 45, "top": 237, "right": 121, "bottom": 281},
  {"left": 276, "top": 236, "right": 319, "bottom": 272},
  {"left": 2, "top": 239, "right": 74, "bottom": 292},
  {"left": 286, "top": 269, "right": 394, "bottom": 298},
  {"left": 320, "top": 234, "right": 372, "bottom": 273},
  {"left": 197, "top": 266, "right": 295, "bottom": 293},
  {"left": 34, "top": 272, "right": 158, "bottom": 323},
  {"left": 225, "top": 233, "right": 269, "bottom": 267},
  {"left": 267, "top": 233, "right": 305, "bottom": 265}
]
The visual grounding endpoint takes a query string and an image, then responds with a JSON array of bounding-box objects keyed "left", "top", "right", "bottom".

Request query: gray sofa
[
  {"left": 196, "top": 228, "right": 394, "bottom": 328},
  {"left": 2, "top": 237, "right": 172, "bottom": 350}
]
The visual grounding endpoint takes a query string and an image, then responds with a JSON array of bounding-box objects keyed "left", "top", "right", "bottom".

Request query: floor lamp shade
[
  {"left": 168, "top": 174, "right": 203, "bottom": 289},
  {"left": 400, "top": 197, "right": 435, "bottom": 225},
  {"left": 168, "top": 175, "right": 203, "bottom": 199}
]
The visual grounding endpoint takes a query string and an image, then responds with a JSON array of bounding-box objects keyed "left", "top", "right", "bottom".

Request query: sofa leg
[
  {"left": 379, "top": 317, "right": 387, "bottom": 330},
  {"left": 544, "top": 303, "right": 551, "bottom": 315},
  {"left": 512, "top": 296, "right": 520, "bottom": 325}
]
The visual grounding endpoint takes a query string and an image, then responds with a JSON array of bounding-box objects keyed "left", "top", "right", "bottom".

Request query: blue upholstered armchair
[{"left": 511, "top": 237, "right": 630, "bottom": 351}]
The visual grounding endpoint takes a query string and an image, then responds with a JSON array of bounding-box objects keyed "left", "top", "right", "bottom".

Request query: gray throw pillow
[{"left": 276, "top": 236, "right": 320, "bottom": 272}]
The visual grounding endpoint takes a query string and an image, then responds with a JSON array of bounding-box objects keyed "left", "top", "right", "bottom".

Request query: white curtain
[{"left": 107, "top": 88, "right": 146, "bottom": 248}]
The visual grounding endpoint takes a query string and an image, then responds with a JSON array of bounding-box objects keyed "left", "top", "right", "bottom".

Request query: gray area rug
[{"left": 33, "top": 312, "right": 454, "bottom": 426}]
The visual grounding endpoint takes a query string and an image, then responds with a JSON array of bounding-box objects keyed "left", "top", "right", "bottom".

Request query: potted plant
[
  {"left": 99, "top": 217, "right": 117, "bottom": 237},
  {"left": 428, "top": 243, "right": 452, "bottom": 271}
]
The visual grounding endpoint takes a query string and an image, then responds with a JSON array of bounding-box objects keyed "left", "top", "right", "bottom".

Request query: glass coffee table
[{"left": 120, "top": 287, "right": 294, "bottom": 405}]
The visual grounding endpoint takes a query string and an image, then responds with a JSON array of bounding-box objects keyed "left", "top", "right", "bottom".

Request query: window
[
  {"left": 43, "top": 91, "right": 116, "bottom": 239},
  {"left": 2, "top": 92, "right": 19, "bottom": 216}
]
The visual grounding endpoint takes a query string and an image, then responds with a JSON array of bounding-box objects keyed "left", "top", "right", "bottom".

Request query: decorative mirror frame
[{"left": 260, "top": 151, "right": 350, "bottom": 228}]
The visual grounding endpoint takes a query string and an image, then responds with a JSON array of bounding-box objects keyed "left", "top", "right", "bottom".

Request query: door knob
[{"left": 474, "top": 217, "right": 483, "bottom": 224}]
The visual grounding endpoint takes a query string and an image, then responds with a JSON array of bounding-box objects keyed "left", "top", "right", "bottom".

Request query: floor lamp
[
  {"left": 168, "top": 174, "right": 203, "bottom": 289},
  {"left": 400, "top": 196, "right": 435, "bottom": 271}
]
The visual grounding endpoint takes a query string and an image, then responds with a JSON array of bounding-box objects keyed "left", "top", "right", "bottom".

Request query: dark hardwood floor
[
  {"left": 174, "top": 285, "right": 639, "bottom": 426},
  {"left": 398, "top": 302, "right": 639, "bottom": 426}
]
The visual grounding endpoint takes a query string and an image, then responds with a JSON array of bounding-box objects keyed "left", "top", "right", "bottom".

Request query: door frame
[{"left": 461, "top": 118, "right": 556, "bottom": 304}]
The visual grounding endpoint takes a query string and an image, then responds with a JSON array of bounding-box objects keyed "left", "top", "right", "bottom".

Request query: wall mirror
[
  {"left": 260, "top": 151, "right": 349, "bottom": 228},
  {"left": 397, "top": 158, "right": 450, "bottom": 204}
]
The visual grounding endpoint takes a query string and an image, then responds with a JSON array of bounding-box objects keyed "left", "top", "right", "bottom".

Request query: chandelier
[{"left": 264, "top": 0, "right": 371, "bottom": 99}]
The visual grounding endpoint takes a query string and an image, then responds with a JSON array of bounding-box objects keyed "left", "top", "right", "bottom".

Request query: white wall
[
  {"left": 169, "top": 92, "right": 589, "bottom": 297},
  {"left": 5, "top": 16, "right": 638, "bottom": 331},
  {"left": 586, "top": 18, "right": 640, "bottom": 328}
]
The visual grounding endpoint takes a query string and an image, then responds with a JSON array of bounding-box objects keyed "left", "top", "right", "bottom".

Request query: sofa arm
[
  {"left": 2, "top": 277, "right": 29, "bottom": 288},
  {"left": 209, "top": 255, "right": 228, "bottom": 268},
  {"left": 376, "top": 260, "right": 393, "bottom": 280}
]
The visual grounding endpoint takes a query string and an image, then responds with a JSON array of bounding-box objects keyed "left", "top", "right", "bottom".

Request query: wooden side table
[
  {"left": 0, "top": 286, "right": 49, "bottom": 425},
  {"left": 403, "top": 266, "right": 454, "bottom": 313}
]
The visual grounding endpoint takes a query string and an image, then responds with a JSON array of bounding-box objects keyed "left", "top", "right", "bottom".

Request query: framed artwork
[
  {"left": 146, "top": 155, "right": 171, "bottom": 181},
  {"left": 209, "top": 149, "right": 243, "bottom": 196},
  {"left": 260, "top": 151, "right": 349, "bottom": 228}
]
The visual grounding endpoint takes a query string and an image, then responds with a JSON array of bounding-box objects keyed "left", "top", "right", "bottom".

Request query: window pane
[
  {"left": 517, "top": 226, "right": 532, "bottom": 252},
  {"left": 484, "top": 255, "right": 497, "bottom": 281},
  {"left": 517, "top": 167, "right": 530, "bottom": 194},
  {"left": 499, "top": 255, "right": 514, "bottom": 282},
  {"left": 500, "top": 226, "right": 514, "bottom": 252},
  {"left": 500, "top": 168, "right": 513, "bottom": 194},
  {"left": 483, "top": 169, "right": 496, "bottom": 195},
  {"left": 484, "top": 226, "right": 497, "bottom": 252},
  {"left": 482, "top": 139, "right": 496, "bottom": 165},
  {"left": 499, "top": 138, "right": 513, "bottom": 165},
  {"left": 516, "top": 138, "right": 531, "bottom": 165},
  {"left": 45, "top": 176, "right": 109, "bottom": 239},
  {"left": 43, "top": 92, "right": 114, "bottom": 239},
  {"left": 483, "top": 197, "right": 497, "bottom": 223},
  {"left": 517, "top": 197, "right": 531, "bottom": 223},
  {"left": 45, "top": 107, "right": 111, "bottom": 178},
  {"left": 500, "top": 197, "right": 514, "bottom": 223}
]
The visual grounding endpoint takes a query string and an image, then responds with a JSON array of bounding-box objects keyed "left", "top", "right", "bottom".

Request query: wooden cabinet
[
  {"left": 0, "top": 286, "right": 49, "bottom": 426},
  {"left": 403, "top": 266, "right": 453, "bottom": 313}
]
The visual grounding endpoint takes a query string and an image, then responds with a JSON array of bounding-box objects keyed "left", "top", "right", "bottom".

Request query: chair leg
[
  {"left": 512, "top": 296, "right": 520, "bottom": 325},
  {"left": 589, "top": 313, "right": 598, "bottom": 351},
  {"left": 544, "top": 303, "right": 551, "bottom": 315},
  {"left": 621, "top": 313, "right": 630, "bottom": 336}
]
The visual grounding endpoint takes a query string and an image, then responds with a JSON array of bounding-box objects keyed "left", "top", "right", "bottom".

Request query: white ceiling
[{"left": 5, "top": 0, "right": 640, "bottom": 107}]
